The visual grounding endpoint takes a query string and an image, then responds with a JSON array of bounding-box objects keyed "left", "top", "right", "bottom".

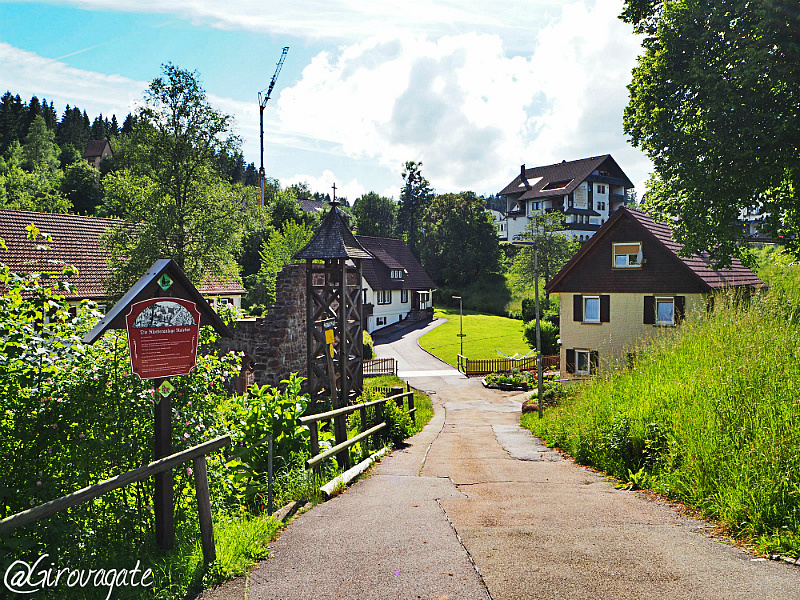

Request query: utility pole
[
  {"left": 452, "top": 295, "right": 464, "bottom": 357},
  {"left": 512, "top": 238, "right": 543, "bottom": 418},
  {"left": 258, "top": 46, "right": 289, "bottom": 209}
]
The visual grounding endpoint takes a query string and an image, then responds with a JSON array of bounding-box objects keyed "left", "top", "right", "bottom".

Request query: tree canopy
[
  {"left": 622, "top": 0, "right": 800, "bottom": 263},
  {"left": 419, "top": 191, "right": 502, "bottom": 287},
  {"left": 398, "top": 161, "right": 433, "bottom": 257},
  {"left": 352, "top": 191, "right": 397, "bottom": 238}
]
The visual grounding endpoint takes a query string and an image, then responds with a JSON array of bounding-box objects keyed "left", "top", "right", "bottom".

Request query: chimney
[{"left": 520, "top": 164, "right": 530, "bottom": 189}]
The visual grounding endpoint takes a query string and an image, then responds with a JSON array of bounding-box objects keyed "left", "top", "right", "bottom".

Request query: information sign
[{"left": 126, "top": 298, "right": 201, "bottom": 380}]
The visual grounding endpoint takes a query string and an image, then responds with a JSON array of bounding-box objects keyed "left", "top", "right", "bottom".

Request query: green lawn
[{"left": 419, "top": 308, "right": 531, "bottom": 367}]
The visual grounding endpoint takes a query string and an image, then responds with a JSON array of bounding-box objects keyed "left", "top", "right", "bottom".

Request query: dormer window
[
  {"left": 613, "top": 242, "right": 642, "bottom": 268},
  {"left": 390, "top": 269, "right": 403, "bottom": 279}
]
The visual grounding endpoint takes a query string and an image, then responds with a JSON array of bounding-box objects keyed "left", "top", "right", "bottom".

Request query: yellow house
[{"left": 545, "top": 207, "right": 766, "bottom": 378}]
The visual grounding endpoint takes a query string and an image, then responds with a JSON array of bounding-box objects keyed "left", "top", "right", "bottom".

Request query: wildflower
[
  {"left": 36, "top": 481, "right": 42, "bottom": 486},
  {"left": 52, "top": 423, "right": 57, "bottom": 429},
  {"left": 79, "top": 433, "right": 85, "bottom": 439},
  {"left": 126, "top": 389, "right": 132, "bottom": 394},
  {"left": 186, "top": 467, "right": 193, "bottom": 476},
  {"left": 183, "top": 433, "right": 190, "bottom": 439}
]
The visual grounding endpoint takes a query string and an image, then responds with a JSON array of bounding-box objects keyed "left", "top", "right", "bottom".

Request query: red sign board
[{"left": 126, "top": 298, "right": 201, "bottom": 380}]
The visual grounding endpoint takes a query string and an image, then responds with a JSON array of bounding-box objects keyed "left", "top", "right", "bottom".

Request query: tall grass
[{"left": 523, "top": 290, "right": 800, "bottom": 556}]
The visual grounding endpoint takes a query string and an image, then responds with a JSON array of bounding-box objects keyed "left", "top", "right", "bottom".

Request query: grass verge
[
  {"left": 522, "top": 291, "right": 800, "bottom": 557},
  {"left": 363, "top": 375, "right": 434, "bottom": 434},
  {"left": 419, "top": 308, "right": 530, "bottom": 368}
]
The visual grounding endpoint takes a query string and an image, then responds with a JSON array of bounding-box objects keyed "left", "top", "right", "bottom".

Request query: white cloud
[
  {"left": 0, "top": 42, "right": 145, "bottom": 119},
  {"left": 274, "top": 0, "right": 650, "bottom": 194}
]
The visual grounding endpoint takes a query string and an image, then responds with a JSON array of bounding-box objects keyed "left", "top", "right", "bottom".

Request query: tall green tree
[
  {"left": 509, "top": 212, "right": 579, "bottom": 300},
  {"left": 419, "top": 191, "right": 501, "bottom": 287},
  {"left": 352, "top": 191, "right": 397, "bottom": 238},
  {"left": 622, "top": 0, "right": 800, "bottom": 263},
  {"left": 0, "top": 93, "right": 25, "bottom": 155},
  {"left": 103, "top": 63, "right": 248, "bottom": 293},
  {"left": 398, "top": 161, "right": 433, "bottom": 257},
  {"left": 0, "top": 141, "right": 71, "bottom": 212},
  {"left": 22, "top": 114, "right": 59, "bottom": 173}
]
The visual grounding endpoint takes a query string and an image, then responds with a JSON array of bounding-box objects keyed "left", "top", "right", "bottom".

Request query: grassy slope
[
  {"left": 418, "top": 308, "right": 531, "bottom": 367},
  {"left": 523, "top": 290, "right": 800, "bottom": 556}
]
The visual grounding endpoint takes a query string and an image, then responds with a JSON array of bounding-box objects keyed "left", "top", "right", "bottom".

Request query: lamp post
[
  {"left": 512, "top": 239, "right": 543, "bottom": 418},
  {"left": 452, "top": 295, "right": 464, "bottom": 358}
]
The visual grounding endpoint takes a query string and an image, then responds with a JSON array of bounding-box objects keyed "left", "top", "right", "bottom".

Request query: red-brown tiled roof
[
  {"left": 498, "top": 155, "right": 634, "bottom": 200},
  {"left": 0, "top": 209, "right": 245, "bottom": 299},
  {"left": 355, "top": 235, "right": 435, "bottom": 291}
]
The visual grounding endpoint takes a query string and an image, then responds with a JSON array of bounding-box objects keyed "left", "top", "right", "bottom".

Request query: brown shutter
[
  {"left": 573, "top": 295, "right": 583, "bottom": 322},
  {"left": 565, "top": 349, "right": 575, "bottom": 373},
  {"left": 590, "top": 350, "right": 599, "bottom": 373},
  {"left": 675, "top": 296, "right": 686, "bottom": 323},
  {"left": 600, "top": 295, "right": 610, "bottom": 323},
  {"left": 643, "top": 295, "right": 655, "bottom": 324}
]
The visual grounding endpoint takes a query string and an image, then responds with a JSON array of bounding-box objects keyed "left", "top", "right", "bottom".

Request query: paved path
[{"left": 200, "top": 319, "right": 799, "bottom": 599}]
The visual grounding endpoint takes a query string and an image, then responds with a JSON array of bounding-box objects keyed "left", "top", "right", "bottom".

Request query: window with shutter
[
  {"left": 644, "top": 295, "right": 655, "bottom": 324},
  {"left": 573, "top": 295, "right": 583, "bottom": 321},
  {"left": 565, "top": 349, "right": 575, "bottom": 373},
  {"left": 600, "top": 295, "right": 610, "bottom": 323}
]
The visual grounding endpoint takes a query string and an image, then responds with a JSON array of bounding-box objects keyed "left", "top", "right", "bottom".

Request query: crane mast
[{"left": 259, "top": 46, "right": 289, "bottom": 208}]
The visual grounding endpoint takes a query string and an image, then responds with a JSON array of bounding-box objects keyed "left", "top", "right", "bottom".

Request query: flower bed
[{"left": 483, "top": 368, "right": 559, "bottom": 391}]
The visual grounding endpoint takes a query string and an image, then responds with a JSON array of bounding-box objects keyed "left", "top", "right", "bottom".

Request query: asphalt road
[{"left": 199, "top": 318, "right": 799, "bottom": 599}]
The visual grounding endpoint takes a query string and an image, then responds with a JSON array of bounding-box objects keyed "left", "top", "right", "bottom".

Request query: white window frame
[
  {"left": 401, "top": 289, "right": 409, "bottom": 303},
  {"left": 583, "top": 296, "right": 600, "bottom": 323},
  {"left": 596, "top": 184, "right": 606, "bottom": 194},
  {"left": 576, "top": 350, "right": 591, "bottom": 375},
  {"left": 613, "top": 242, "right": 642, "bottom": 269},
  {"left": 390, "top": 269, "right": 403, "bottom": 279},
  {"left": 655, "top": 297, "right": 675, "bottom": 326},
  {"left": 377, "top": 290, "right": 392, "bottom": 305}
]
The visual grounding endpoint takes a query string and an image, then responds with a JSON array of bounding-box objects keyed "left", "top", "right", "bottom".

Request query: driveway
[{"left": 200, "top": 318, "right": 799, "bottom": 599}]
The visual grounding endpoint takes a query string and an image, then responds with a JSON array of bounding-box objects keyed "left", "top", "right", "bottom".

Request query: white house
[
  {"left": 497, "top": 155, "right": 635, "bottom": 243},
  {"left": 354, "top": 235, "right": 436, "bottom": 333}
]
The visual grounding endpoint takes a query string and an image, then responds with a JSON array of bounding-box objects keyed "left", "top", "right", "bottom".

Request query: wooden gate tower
[{"left": 293, "top": 196, "right": 372, "bottom": 468}]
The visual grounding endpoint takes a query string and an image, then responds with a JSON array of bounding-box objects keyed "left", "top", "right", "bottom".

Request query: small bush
[
  {"left": 522, "top": 319, "right": 559, "bottom": 354},
  {"left": 363, "top": 331, "right": 375, "bottom": 360}
]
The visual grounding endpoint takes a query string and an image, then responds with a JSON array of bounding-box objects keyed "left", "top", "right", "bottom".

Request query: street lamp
[
  {"left": 511, "top": 239, "right": 544, "bottom": 418},
  {"left": 452, "top": 295, "right": 465, "bottom": 358}
]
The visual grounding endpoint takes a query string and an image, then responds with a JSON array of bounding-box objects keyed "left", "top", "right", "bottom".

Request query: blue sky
[{"left": 0, "top": 0, "right": 652, "bottom": 202}]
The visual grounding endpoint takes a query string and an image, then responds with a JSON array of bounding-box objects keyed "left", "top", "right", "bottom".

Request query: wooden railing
[
  {"left": 363, "top": 357, "right": 397, "bottom": 376},
  {"left": 0, "top": 435, "right": 231, "bottom": 564},
  {"left": 456, "top": 354, "right": 559, "bottom": 376},
  {"left": 299, "top": 389, "right": 414, "bottom": 471}
]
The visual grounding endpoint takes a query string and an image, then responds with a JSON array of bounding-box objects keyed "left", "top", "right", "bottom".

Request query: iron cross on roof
[{"left": 330, "top": 182, "right": 339, "bottom": 207}]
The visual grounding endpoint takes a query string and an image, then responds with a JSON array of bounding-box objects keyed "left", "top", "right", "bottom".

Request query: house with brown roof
[
  {"left": 0, "top": 209, "right": 246, "bottom": 311},
  {"left": 354, "top": 235, "right": 436, "bottom": 333},
  {"left": 497, "top": 155, "right": 635, "bottom": 243},
  {"left": 545, "top": 207, "right": 766, "bottom": 378},
  {"left": 83, "top": 139, "right": 113, "bottom": 170}
]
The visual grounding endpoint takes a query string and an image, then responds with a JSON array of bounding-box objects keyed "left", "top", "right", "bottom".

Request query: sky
[{"left": 0, "top": 0, "right": 653, "bottom": 202}]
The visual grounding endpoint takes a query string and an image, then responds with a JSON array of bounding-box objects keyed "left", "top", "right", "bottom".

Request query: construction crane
[{"left": 258, "top": 46, "right": 289, "bottom": 208}]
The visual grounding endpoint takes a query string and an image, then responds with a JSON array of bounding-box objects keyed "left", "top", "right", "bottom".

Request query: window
[
  {"left": 377, "top": 290, "right": 392, "bottom": 304},
  {"left": 576, "top": 350, "right": 591, "bottom": 375},
  {"left": 401, "top": 289, "right": 409, "bottom": 303},
  {"left": 656, "top": 297, "right": 674, "bottom": 326},
  {"left": 596, "top": 184, "right": 606, "bottom": 194},
  {"left": 573, "top": 294, "right": 610, "bottom": 322},
  {"left": 644, "top": 295, "right": 685, "bottom": 325},
  {"left": 390, "top": 269, "right": 403, "bottom": 279},
  {"left": 613, "top": 242, "right": 642, "bottom": 268},
  {"left": 376, "top": 316, "right": 387, "bottom": 326},
  {"left": 583, "top": 296, "right": 600, "bottom": 323}
]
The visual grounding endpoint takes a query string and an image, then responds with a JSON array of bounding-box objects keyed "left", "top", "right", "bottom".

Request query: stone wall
[{"left": 219, "top": 263, "right": 307, "bottom": 390}]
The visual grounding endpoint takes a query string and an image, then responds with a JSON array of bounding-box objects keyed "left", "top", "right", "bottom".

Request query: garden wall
[{"left": 218, "top": 264, "right": 307, "bottom": 390}]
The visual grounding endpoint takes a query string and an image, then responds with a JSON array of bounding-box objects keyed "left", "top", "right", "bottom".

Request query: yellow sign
[{"left": 325, "top": 328, "right": 335, "bottom": 344}]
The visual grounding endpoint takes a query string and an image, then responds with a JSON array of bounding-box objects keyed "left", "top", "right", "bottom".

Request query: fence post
[
  {"left": 192, "top": 456, "right": 216, "bottom": 564},
  {"left": 406, "top": 383, "right": 414, "bottom": 419},
  {"left": 267, "top": 433, "right": 274, "bottom": 516},
  {"left": 309, "top": 421, "right": 320, "bottom": 477}
]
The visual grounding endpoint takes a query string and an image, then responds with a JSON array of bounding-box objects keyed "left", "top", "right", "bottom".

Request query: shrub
[
  {"left": 523, "top": 319, "right": 559, "bottom": 354},
  {"left": 363, "top": 331, "right": 374, "bottom": 360}
]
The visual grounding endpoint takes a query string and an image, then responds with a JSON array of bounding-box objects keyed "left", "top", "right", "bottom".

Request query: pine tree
[
  {"left": 0, "top": 92, "right": 25, "bottom": 155},
  {"left": 22, "top": 96, "right": 42, "bottom": 138}
]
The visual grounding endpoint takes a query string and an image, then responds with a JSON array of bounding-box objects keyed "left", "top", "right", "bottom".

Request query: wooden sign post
[{"left": 83, "top": 259, "right": 233, "bottom": 550}]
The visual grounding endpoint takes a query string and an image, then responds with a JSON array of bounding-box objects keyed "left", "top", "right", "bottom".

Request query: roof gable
[
  {"left": 498, "top": 154, "right": 634, "bottom": 200},
  {"left": 354, "top": 235, "right": 435, "bottom": 291},
  {"left": 293, "top": 207, "right": 372, "bottom": 260},
  {"left": 0, "top": 209, "right": 246, "bottom": 299},
  {"left": 83, "top": 139, "right": 112, "bottom": 159},
  {"left": 546, "top": 207, "right": 765, "bottom": 294}
]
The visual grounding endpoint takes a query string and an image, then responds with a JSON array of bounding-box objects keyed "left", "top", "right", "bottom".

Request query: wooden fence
[
  {"left": 363, "top": 357, "right": 397, "bottom": 376},
  {"left": 0, "top": 435, "right": 231, "bottom": 564},
  {"left": 456, "top": 354, "right": 559, "bottom": 376},
  {"left": 299, "top": 388, "right": 414, "bottom": 471}
]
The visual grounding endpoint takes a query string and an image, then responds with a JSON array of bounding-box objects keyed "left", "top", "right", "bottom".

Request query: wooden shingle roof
[
  {"left": 355, "top": 235, "right": 435, "bottom": 291},
  {"left": 0, "top": 209, "right": 245, "bottom": 299},
  {"left": 82, "top": 139, "right": 112, "bottom": 159},
  {"left": 293, "top": 206, "right": 372, "bottom": 260}
]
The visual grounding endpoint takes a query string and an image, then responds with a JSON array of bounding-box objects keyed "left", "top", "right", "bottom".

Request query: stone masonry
[{"left": 219, "top": 264, "right": 307, "bottom": 391}]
